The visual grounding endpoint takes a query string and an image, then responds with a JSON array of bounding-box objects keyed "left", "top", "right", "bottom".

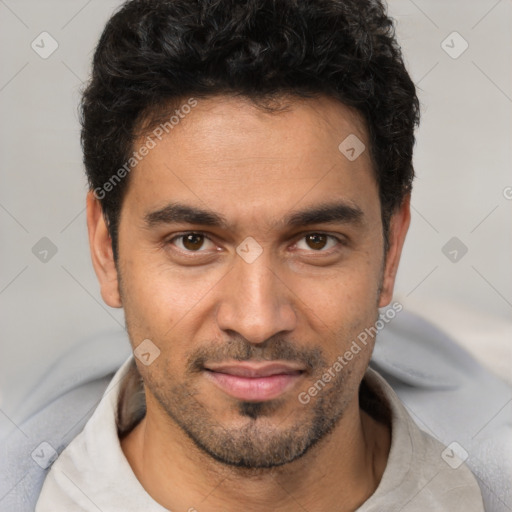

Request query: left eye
[
  {"left": 171, "top": 233, "right": 216, "bottom": 252},
  {"left": 295, "top": 233, "right": 339, "bottom": 251}
]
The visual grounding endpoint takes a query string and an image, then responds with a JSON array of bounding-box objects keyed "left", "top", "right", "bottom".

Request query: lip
[{"left": 203, "top": 362, "right": 305, "bottom": 401}]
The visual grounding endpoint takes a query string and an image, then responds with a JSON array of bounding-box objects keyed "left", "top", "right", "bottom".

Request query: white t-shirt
[{"left": 35, "top": 355, "right": 485, "bottom": 511}]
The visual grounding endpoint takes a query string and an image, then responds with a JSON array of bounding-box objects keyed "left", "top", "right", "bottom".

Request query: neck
[{"left": 121, "top": 390, "right": 390, "bottom": 512}]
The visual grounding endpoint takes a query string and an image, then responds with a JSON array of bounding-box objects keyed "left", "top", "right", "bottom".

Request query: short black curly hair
[{"left": 81, "top": 0, "right": 419, "bottom": 261}]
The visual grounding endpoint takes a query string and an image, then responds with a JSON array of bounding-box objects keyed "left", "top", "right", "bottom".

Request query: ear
[
  {"left": 86, "top": 191, "right": 122, "bottom": 308},
  {"left": 378, "top": 194, "right": 411, "bottom": 307}
]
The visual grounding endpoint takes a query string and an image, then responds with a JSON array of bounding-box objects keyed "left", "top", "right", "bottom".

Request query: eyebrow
[{"left": 143, "top": 201, "right": 364, "bottom": 230}]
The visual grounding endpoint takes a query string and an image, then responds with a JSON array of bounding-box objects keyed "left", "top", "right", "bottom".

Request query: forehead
[{"left": 123, "top": 95, "right": 379, "bottom": 228}]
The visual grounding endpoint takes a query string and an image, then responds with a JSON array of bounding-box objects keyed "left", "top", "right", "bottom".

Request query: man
[{"left": 34, "top": 0, "right": 485, "bottom": 510}]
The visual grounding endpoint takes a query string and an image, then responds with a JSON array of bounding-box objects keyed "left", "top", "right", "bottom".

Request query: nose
[{"left": 215, "top": 251, "right": 297, "bottom": 345}]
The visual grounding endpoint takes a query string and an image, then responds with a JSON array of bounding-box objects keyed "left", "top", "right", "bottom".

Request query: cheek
[
  {"left": 119, "top": 252, "right": 226, "bottom": 341},
  {"left": 292, "top": 256, "right": 381, "bottom": 316},
  {"left": 288, "top": 256, "right": 382, "bottom": 353}
]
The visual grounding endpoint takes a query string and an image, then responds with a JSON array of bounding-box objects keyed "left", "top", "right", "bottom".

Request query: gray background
[{"left": 1, "top": 0, "right": 511, "bottom": 414}]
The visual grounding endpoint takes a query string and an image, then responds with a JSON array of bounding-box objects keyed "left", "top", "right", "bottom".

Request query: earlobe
[
  {"left": 378, "top": 194, "right": 411, "bottom": 308},
  {"left": 86, "top": 191, "right": 122, "bottom": 308}
]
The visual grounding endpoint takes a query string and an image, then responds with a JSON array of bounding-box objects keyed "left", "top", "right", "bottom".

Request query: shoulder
[
  {"left": 0, "top": 331, "right": 130, "bottom": 512},
  {"left": 360, "top": 367, "right": 485, "bottom": 512},
  {"left": 370, "top": 307, "right": 512, "bottom": 511}
]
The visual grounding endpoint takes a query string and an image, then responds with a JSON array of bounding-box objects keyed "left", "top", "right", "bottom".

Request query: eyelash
[{"left": 166, "top": 231, "right": 345, "bottom": 255}]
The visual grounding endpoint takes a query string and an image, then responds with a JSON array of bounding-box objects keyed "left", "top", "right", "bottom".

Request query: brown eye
[
  {"left": 296, "top": 233, "right": 339, "bottom": 252},
  {"left": 172, "top": 233, "right": 215, "bottom": 252},
  {"left": 182, "top": 233, "right": 204, "bottom": 251},
  {"left": 305, "top": 234, "right": 328, "bottom": 250}
]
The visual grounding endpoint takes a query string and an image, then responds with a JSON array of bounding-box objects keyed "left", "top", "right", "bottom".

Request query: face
[{"left": 88, "top": 95, "right": 409, "bottom": 469}]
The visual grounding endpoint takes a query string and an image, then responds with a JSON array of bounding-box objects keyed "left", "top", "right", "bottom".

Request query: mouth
[{"left": 203, "top": 362, "right": 306, "bottom": 401}]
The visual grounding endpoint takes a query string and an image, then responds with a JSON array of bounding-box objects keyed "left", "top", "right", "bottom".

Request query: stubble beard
[{"left": 145, "top": 353, "right": 356, "bottom": 470}]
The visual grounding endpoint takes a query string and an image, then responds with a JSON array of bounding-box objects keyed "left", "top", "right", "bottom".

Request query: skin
[{"left": 87, "top": 95, "right": 410, "bottom": 512}]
